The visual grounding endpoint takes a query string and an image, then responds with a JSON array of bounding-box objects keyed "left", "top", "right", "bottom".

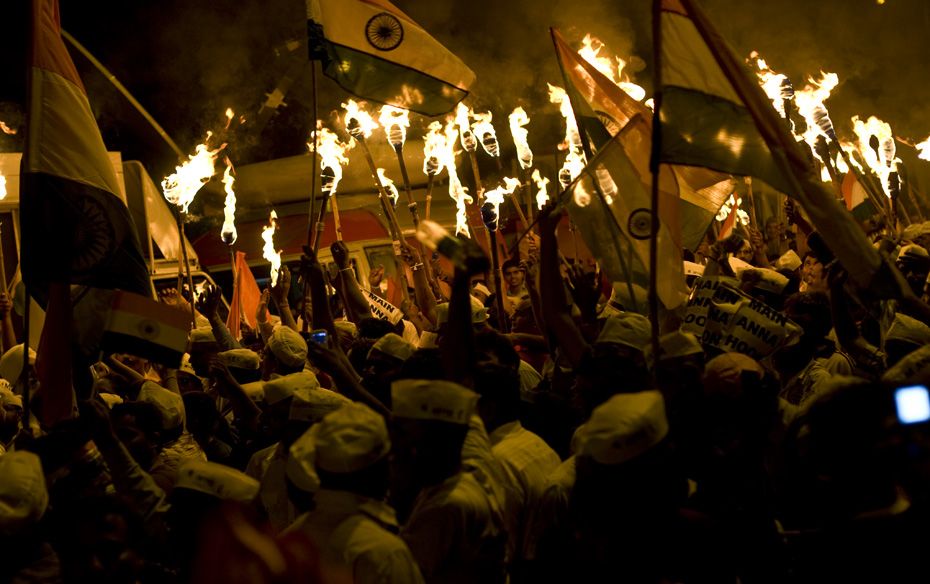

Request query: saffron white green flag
[
  {"left": 654, "top": 0, "right": 892, "bottom": 295},
  {"left": 307, "top": 0, "right": 475, "bottom": 116}
]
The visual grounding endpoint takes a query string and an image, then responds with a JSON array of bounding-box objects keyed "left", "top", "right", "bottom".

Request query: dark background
[{"left": 1, "top": 0, "right": 929, "bottom": 204}]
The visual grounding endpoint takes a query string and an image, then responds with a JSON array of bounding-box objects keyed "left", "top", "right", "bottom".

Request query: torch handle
[
  {"left": 425, "top": 174, "right": 434, "bottom": 222},
  {"left": 511, "top": 187, "right": 529, "bottom": 229},
  {"left": 312, "top": 191, "right": 331, "bottom": 255},
  {"left": 468, "top": 152, "right": 484, "bottom": 201},
  {"left": 358, "top": 137, "right": 404, "bottom": 242},
  {"left": 522, "top": 168, "right": 535, "bottom": 229},
  {"left": 176, "top": 212, "right": 197, "bottom": 327},
  {"left": 488, "top": 226, "right": 510, "bottom": 333},
  {"left": 330, "top": 194, "right": 343, "bottom": 241},
  {"left": 838, "top": 147, "right": 894, "bottom": 226}
]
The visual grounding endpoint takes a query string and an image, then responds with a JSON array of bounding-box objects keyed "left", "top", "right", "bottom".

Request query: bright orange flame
[
  {"left": 482, "top": 177, "right": 522, "bottom": 227},
  {"left": 917, "top": 136, "right": 930, "bottom": 161},
  {"left": 509, "top": 107, "right": 533, "bottom": 169},
  {"left": 309, "top": 123, "right": 354, "bottom": 195},
  {"left": 455, "top": 102, "right": 477, "bottom": 152},
  {"left": 378, "top": 105, "right": 410, "bottom": 147},
  {"left": 532, "top": 169, "right": 550, "bottom": 209},
  {"left": 224, "top": 108, "right": 234, "bottom": 130},
  {"left": 471, "top": 110, "right": 500, "bottom": 157},
  {"left": 161, "top": 132, "right": 223, "bottom": 213},
  {"left": 748, "top": 51, "right": 793, "bottom": 120},
  {"left": 262, "top": 210, "right": 282, "bottom": 287},
  {"left": 852, "top": 115, "right": 898, "bottom": 197},
  {"left": 342, "top": 99, "right": 378, "bottom": 139},
  {"left": 578, "top": 34, "right": 646, "bottom": 102},
  {"left": 443, "top": 119, "right": 472, "bottom": 237},
  {"left": 221, "top": 161, "right": 237, "bottom": 245},
  {"left": 377, "top": 168, "right": 399, "bottom": 205},
  {"left": 422, "top": 121, "right": 447, "bottom": 176},
  {"left": 549, "top": 83, "right": 588, "bottom": 197},
  {"left": 0, "top": 121, "right": 16, "bottom": 135},
  {"left": 0, "top": 172, "right": 6, "bottom": 201}
]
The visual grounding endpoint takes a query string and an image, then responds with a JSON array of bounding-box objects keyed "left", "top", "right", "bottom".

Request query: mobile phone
[
  {"left": 309, "top": 329, "right": 328, "bottom": 345},
  {"left": 895, "top": 385, "right": 930, "bottom": 425}
]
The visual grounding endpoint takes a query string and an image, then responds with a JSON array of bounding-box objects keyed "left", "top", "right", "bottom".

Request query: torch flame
[
  {"left": 794, "top": 71, "right": 839, "bottom": 143},
  {"left": 309, "top": 124, "right": 354, "bottom": 195},
  {"left": 262, "top": 210, "right": 282, "bottom": 287},
  {"left": 422, "top": 121, "right": 447, "bottom": 176},
  {"left": 852, "top": 115, "right": 899, "bottom": 198},
  {"left": 917, "top": 136, "right": 930, "bottom": 161},
  {"left": 342, "top": 99, "right": 378, "bottom": 139},
  {"left": 455, "top": 102, "right": 477, "bottom": 152},
  {"left": 377, "top": 168, "right": 399, "bottom": 206},
  {"left": 224, "top": 108, "right": 234, "bottom": 130},
  {"left": 748, "top": 51, "right": 794, "bottom": 120},
  {"left": 531, "top": 169, "right": 550, "bottom": 210},
  {"left": 378, "top": 105, "right": 410, "bottom": 148},
  {"left": 482, "top": 177, "right": 522, "bottom": 228},
  {"left": 0, "top": 121, "right": 16, "bottom": 135},
  {"left": 471, "top": 110, "right": 500, "bottom": 158},
  {"left": 0, "top": 172, "right": 6, "bottom": 201},
  {"left": 550, "top": 83, "right": 588, "bottom": 201},
  {"left": 220, "top": 161, "right": 237, "bottom": 245},
  {"left": 443, "top": 119, "right": 472, "bottom": 236},
  {"left": 509, "top": 107, "right": 533, "bottom": 169},
  {"left": 578, "top": 34, "right": 647, "bottom": 102},
  {"left": 161, "top": 132, "right": 223, "bottom": 213}
]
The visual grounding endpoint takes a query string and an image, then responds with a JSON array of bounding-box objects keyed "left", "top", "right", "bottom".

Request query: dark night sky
[{"left": 2, "top": 0, "right": 930, "bottom": 189}]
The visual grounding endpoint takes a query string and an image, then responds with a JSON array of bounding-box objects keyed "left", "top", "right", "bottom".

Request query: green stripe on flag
[
  {"left": 322, "top": 41, "right": 468, "bottom": 116},
  {"left": 659, "top": 86, "right": 793, "bottom": 195}
]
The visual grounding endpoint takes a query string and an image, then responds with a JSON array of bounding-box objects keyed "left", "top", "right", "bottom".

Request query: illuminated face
[
  {"left": 504, "top": 267, "right": 524, "bottom": 289},
  {"left": 802, "top": 256, "right": 825, "bottom": 290}
]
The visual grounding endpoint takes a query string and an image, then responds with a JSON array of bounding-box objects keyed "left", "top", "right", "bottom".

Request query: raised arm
[
  {"left": 537, "top": 204, "right": 588, "bottom": 368},
  {"left": 270, "top": 266, "right": 299, "bottom": 332},
  {"left": 331, "top": 241, "right": 371, "bottom": 324},
  {"left": 197, "top": 284, "right": 241, "bottom": 351}
]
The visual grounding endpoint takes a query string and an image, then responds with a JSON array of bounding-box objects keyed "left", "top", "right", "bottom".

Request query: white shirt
[
  {"left": 245, "top": 442, "right": 297, "bottom": 531},
  {"left": 402, "top": 472, "right": 507, "bottom": 584},
  {"left": 289, "top": 489, "right": 423, "bottom": 584},
  {"left": 488, "top": 421, "right": 561, "bottom": 561}
]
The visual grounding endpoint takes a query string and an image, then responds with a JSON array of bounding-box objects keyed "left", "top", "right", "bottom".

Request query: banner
[{"left": 360, "top": 288, "right": 404, "bottom": 325}]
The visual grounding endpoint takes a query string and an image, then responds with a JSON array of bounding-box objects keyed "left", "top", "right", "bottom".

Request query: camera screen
[
  {"left": 895, "top": 385, "right": 930, "bottom": 425},
  {"left": 310, "top": 331, "right": 328, "bottom": 344}
]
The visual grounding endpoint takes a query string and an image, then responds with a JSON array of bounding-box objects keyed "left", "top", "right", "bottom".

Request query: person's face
[
  {"left": 802, "top": 257, "right": 825, "bottom": 290},
  {"left": 765, "top": 220, "right": 782, "bottom": 240},
  {"left": 897, "top": 260, "right": 930, "bottom": 297},
  {"left": 504, "top": 267, "right": 525, "bottom": 289},
  {"left": 736, "top": 241, "right": 754, "bottom": 263}
]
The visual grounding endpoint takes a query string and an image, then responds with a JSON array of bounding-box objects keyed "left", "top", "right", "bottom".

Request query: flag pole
[
  {"left": 648, "top": 0, "right": 663, "bottom": 361},
  {"left": 304, "top": 58, "right": 320, "bottom": 331}
]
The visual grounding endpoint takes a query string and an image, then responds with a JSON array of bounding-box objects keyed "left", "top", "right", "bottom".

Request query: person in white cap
[
  {"left": 0, "top": 380, "right": 23, "bottom": 455},
  {"left": 262, "top": 326, "right": 309, "bottom": 381},
  {"left": 168, "top": 460, "right": 260, "bottom": 579},
  {"left": 0, "top": 344, "right": 36, "bottom": 389},
  {"left": 247, "top": 384, "right": 347, "bottom": 532},
  {"left": 0, "top": 450, "right": 61, "bottom": 583},
  {"left": 471, "top": 331, "right": 561, "bottom": 574},
  {"left": 286, "top": 402, "right": 424, "bottom": 583},
  {"left": 568, "top": 391, "right": 687, "bottom": 583},
  {"left": 361, "top": 333, "right": 416, "bottom": 407},
  {"left": 391, "top": 379, "right": 506, "bottom": 584}
]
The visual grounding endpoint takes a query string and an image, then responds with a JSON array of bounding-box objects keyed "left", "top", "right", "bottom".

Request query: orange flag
[{"left": 227, "top": 252, "right": 261, "bottom": 338}]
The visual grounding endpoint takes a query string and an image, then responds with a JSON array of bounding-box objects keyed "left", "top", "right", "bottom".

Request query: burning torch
[
  {"left": 509, "top": 107, "right": 535, "bottom": 226},
  {"left": 422, "top": 121, "right": 447, "bottom": 223},
  {"left": 309, "top": 124, "right": 354, "bottom": 252},
  {"left": 379, "top": 105, "right": 423, "bottom": 231},
  {"left": 161, "top": 131, "right": 224, "bottom": 325},
  {"left": 481, "top": 177, "right": 522, "bottom": 333}
]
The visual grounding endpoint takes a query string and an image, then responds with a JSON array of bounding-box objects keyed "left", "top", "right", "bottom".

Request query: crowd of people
[{"left": 3, "top": 198, "right": 930, "bottom": 584}]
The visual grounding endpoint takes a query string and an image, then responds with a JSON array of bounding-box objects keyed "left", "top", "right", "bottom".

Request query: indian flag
[
  {"left": 102, "top": 291, "right": 191, "bottom": 368},
  {"left": 22, "top": 0, "right": 150, "bottom": 306},
  {"left": 654, "top": 0, "right": 891, "bottom": 295},
  {"left": 307, "top": 0, "right": 475, "bottom": 116}
]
